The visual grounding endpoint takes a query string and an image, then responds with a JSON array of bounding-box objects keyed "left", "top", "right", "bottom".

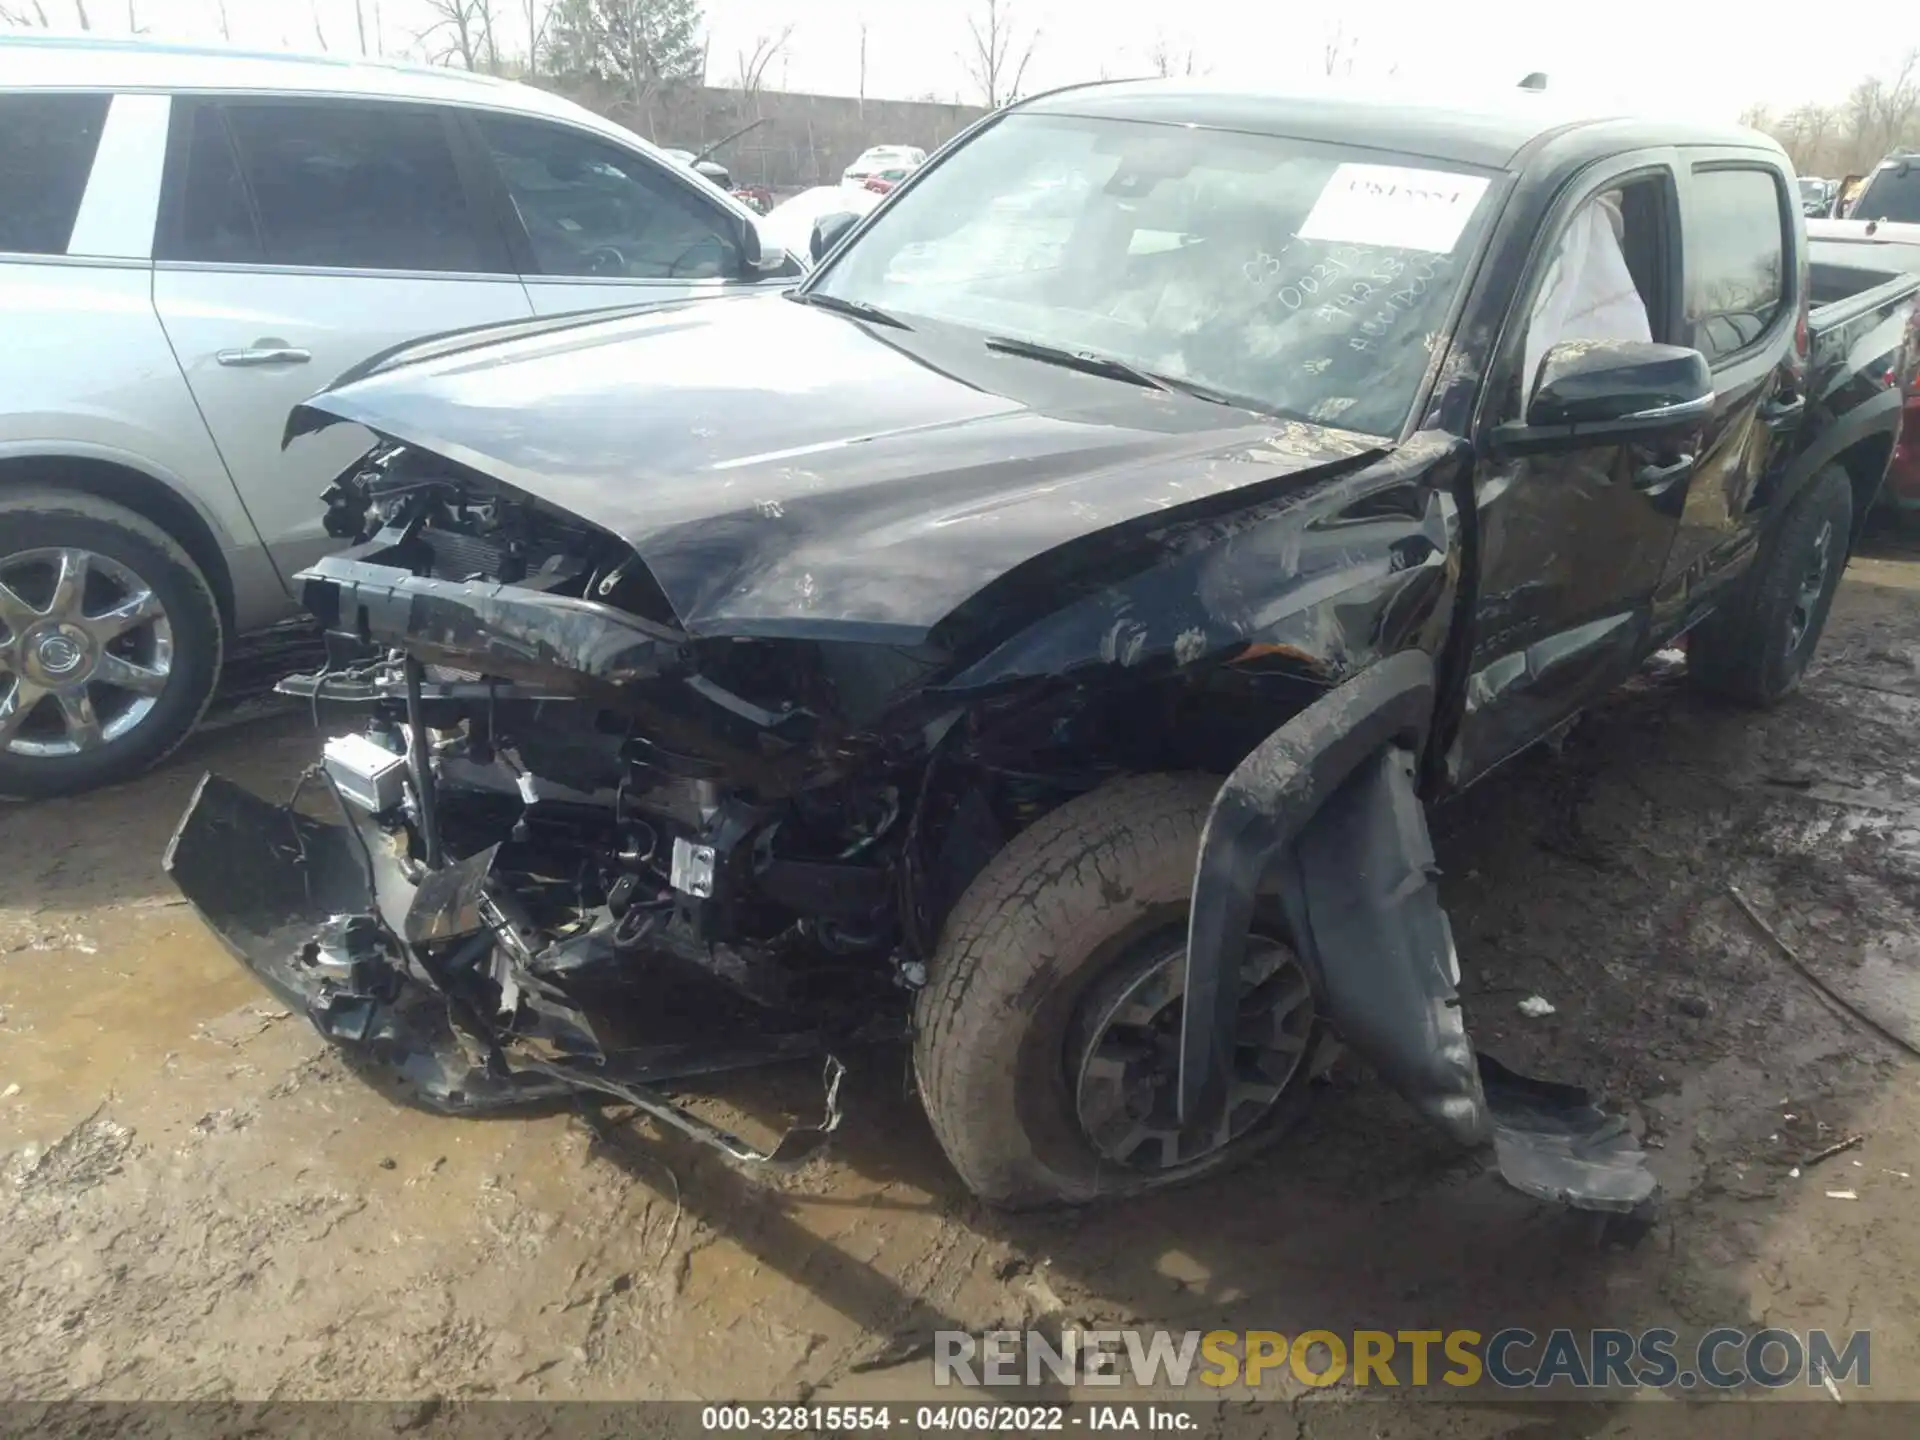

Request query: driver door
[
  {"left": 464, "top": 114, "right": 794, "bottom": 317},
  {"left": 1450, "top": 154, "right": 1692, "bottom": 786}
]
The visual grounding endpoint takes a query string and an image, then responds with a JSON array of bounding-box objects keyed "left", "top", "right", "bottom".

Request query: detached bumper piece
[
  {"left": 163, "top": 774, "right": 846, "bottom": 1169},
  {"left": 1478, "top": 1054, "right": 1658, "bottom": 1217}
]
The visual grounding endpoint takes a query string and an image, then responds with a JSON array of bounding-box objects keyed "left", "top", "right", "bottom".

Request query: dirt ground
[{"left": 7, "top": 538, "right": 1920, "bottom": 1430}]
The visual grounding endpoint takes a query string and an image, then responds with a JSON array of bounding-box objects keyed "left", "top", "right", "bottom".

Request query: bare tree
[
  {"left": 1874, "top": 49, "right": 1920, "bottom": 154},
  {"left": 524, "top": 0, "right": 550, "bottom": 75},
  {"left": 1743, "top": 49, "right": 1920, "bottom": 178},
  {"left": 355, "top": 0, "right": 368, "bottom": 54},
  {"left": 213, "top": 0, "right": 229, "bottom": 39},
  {"left": 857, "top": 19, "right": 867, "bottom": 110},
  {"left": 0, "top": 0, "right": 53, "bottom": 25},
  {"left": 1323, "top": 20, "right": 1357, "bottom": 78},
  {"left": 1146, "top": 31, "right": 1202, "bottom": 78},
  {"left": 733, "top": 23, "right": 794, "bottom": 99},
  {"left": 960, "top": 0, "right": 1038, "bottom": 109},
  {"left": 310, "top": 1, "right": 327, "bottom": 49},
  {"left": 421, "top": 0, "right": 499, "bottom": 71},
  {"left": 71, "top": 0, "right": 89, "bottom": 27}
]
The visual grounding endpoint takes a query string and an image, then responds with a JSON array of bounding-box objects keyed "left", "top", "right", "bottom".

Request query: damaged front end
[
  {"left": 165, "top": 425, "right": 1657, "bottom": 1223},
  {"left": 165, "top": 449, "right": 927, "bottom": 1162}
]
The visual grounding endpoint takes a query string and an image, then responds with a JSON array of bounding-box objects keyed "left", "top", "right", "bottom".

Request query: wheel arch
[
  {"left": 1835, "top": 429, "right": 1896, "bottom": 538},
  {"left": 0, "top": 453, "right": 236, "bottom": 631},
  {"left": 1176, "top": 650, "right": 1460, "bottom": 1125},
  {"left": 1764, "top": 388, "right": 1902, "bottom": 545}
]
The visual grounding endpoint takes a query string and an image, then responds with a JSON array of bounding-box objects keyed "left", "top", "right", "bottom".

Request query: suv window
[
  {"left": 476, "top": 115, "right": 741, "bottom": 281},
  {"left": 165, "top": 104, "right": 264, "bottom": 264},
  {"left": 0, "top": 93, "right": 111, "bottom": 256},
  {"left": 211, "top": 101, "right": 494, "bottom": 272},
  {"left": 1687, "top": 167, "right": 1788, "bottom": 362},
  {"left": 1852, "top": 159, "right": 1920, "bottom": 224}
]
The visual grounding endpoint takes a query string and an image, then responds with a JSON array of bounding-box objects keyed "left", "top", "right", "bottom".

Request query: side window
[
  {"left": 218, "top": 101, "right": 495, "bottom": 272},
  {"left": 0, "top": 93, "right": 111, "bottom": 255},
  {"left": 1687, "top": 167, "right": 1788, "bottom": 363},
  {"left": 1513, "top": 172, "right": 1670, "bottom": 413},
  {"left": 163, "top": 104, "right": 263, "bottom": 264},
  {"left": 475, "top": 115, "right": 741, "bottom": 281}
]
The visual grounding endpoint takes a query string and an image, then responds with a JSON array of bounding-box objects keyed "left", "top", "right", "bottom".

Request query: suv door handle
[
  {"left": 1633, "top": 454, "right": 1695, "bottom": 493},
  {"left": 216, "top": 344, "right": 312, "bottom": 368},
  {"left": 1762, "top": 392, "right": 1806, "bottom": 426}
]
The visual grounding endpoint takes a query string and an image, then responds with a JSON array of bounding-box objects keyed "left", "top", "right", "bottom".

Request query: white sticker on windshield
[{"left": 1296, "top": 164, "right": 1490, "bottom": 254}]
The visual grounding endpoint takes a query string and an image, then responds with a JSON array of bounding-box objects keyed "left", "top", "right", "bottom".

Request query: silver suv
[{"left": 0, "top": 35, "right": 801, "bottom": 798}]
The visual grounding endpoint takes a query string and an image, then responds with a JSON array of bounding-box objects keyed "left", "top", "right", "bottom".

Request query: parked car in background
[
  {"left": 1799, "top": 176, "right": 1835, "bottom": 216},
  {"left": 0, "top": 34, "right": 799, "bottom": 799},
  {"left": 1849, "top": 151, "right": 1920, "bottom": 224},
  {"left": 660, "top": 145, "right": 733, "bottom": 190},
  {"left": 842, "top": 144, "right": 925, "bottom": 189},
  {"left": 863, "top": 167, "right": 913, "bottom": 196}
]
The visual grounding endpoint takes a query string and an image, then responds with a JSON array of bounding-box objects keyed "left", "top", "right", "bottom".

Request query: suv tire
[
  {"left": 1688, "top": 465, "right": 1851, "bottom": 708},
  {"left": 0, "top": 488, "right": 223, "bottom": 800}
]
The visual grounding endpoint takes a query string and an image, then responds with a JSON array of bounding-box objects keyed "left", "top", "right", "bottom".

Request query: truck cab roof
[{"left": 1019, "top": 77, "right": 1781, "bottom": 171}]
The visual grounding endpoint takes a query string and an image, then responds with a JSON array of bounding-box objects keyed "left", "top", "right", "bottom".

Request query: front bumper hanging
[{"left": 162, "top": 773, "right": 845, "bottom": 1168}]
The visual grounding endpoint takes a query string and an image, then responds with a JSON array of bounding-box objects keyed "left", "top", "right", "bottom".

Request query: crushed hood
[{"left": 290, "top": 293, "right": 1389, "bottom": 642}]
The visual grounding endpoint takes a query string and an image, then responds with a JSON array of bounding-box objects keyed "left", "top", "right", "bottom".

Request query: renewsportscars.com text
[{"left": 934, "top": 1326, "right": 1870, "bottom": 1391}]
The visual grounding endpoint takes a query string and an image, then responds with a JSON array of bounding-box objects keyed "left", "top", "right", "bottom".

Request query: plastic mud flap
[
  {"left": 1178, "top": 656, "right": 1659, "bottom": 1216},
  {"left": 163, "top": 773, "right": 847, "bottom": 1168}
]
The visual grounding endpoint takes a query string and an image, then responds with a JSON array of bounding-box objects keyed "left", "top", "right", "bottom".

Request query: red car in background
[{"left": 863, "top": 167, "right": 912, "bottom": 196}]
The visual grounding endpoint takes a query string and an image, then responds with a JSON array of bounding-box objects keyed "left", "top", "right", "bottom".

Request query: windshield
[
  {"left": 1854, "top": 162, "right": 1920, "bottom": 223},
  {"left": 809, "top": 113, "right": 1496, "bottom": 435}
]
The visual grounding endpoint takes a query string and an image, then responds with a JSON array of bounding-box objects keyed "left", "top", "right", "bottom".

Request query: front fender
[{"left": 1178, "top": 649, "right": 1487, "bottom": 1148}]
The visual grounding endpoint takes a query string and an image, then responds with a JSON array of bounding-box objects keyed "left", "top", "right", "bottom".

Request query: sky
[{"left": 9, "top": 0, "right": 1916, "bottom": 122}]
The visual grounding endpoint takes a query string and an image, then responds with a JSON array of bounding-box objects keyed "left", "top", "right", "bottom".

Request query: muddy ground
[{"left": 7, "top": 542, "right": 1920, "bottom": 1431}]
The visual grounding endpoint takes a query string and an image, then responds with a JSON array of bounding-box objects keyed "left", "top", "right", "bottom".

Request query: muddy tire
[
  {"left": 1688, "top": 466, "right": 1851, "bottom": 708},
  {"left": 0, "top": 488, "right": 222, "bottom": 800},
  {"left": 913, "top": 773, "right": 1321, "bottom": 1209}
]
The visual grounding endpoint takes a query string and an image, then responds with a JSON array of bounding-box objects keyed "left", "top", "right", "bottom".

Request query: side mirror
[
  {"left": 1494, "top": 341, "right": 1712, "bottom": 455},
  {"left": 810, "top": 210, "right": 860, "bottom": 263},
  {"left": 737, "top": 217, "right": 790, "bottom": 277}
]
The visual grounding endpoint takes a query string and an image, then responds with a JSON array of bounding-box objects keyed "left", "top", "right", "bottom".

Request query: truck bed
[
  {"left": 1810, "top": 256, "right": 1920, "bottom": 319},
  {"left": 1807, "top": 242, "right": 1919, "bottom": 403}
]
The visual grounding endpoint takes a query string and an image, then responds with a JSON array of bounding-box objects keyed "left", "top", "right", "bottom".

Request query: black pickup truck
[{"left": 168, "top": 82, "right": 1918, "bottom": 1222}]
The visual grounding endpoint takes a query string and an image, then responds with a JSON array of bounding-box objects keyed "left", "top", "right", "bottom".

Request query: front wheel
[
  {"left": 0, "top": 488, "right": 222, "bottom": 800},
  {"left": 1688, "top": 465, "right": 1852, "bottom": 707},
  {"left": 913, "top": 774, "right": 1323, "bottom": 1208}
]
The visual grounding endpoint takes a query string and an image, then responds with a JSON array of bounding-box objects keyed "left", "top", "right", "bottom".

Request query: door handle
[
  {"left": 1633, "top": 454, "right": 1695, "bottom": 494},
  {"left": 215, "top": 344, "right": 312, "bottom": 368},
  {"left": 1761, "top": 392, "right": 1806, "bottom": 427}
]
